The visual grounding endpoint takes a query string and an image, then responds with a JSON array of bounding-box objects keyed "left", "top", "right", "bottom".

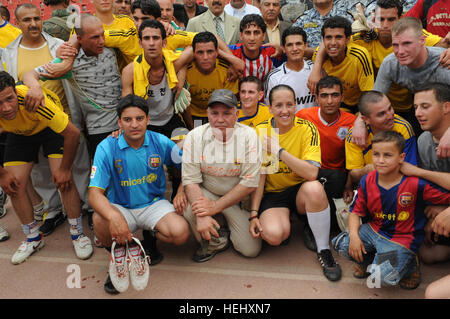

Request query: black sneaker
[
  {"left": 39, "top": 211, "right": 66, "bottom": 236},
  {"left": 192, "top": 237, "right": 230, "bottom": 263},
  {"left": 303, "top": 224, "right": 317, "bottom": 252},
  {"left": 317, "top": 249, "right": 342, "bottom": 282},
  {"left": 104, "top": 274, "right": 120, "bottom": 295},
  {"left": 87, "top": 210, "right": 94, "bottom": 230},
  {"left": 142, "top": 230, "right": 164, "bottom": 266}
]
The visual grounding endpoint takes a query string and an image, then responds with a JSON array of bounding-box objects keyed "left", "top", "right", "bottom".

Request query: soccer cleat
[
  {"left": 0, "top": 224, "right": 9, "bottom": 242},
  {"left": 11, "top": 235, "right": 45, "bottom": 265},
  {"left": 72, "top": 234, "right": 94, "bottom": 260},
  {"left": 108, "top": 241, "right": 129, "bottom": 293},
  {"left": 127, "top": 237, "right": 150, "bottom": 291},
  {"left": 317, "top": 249, "right": 342, "bottom": 282}
]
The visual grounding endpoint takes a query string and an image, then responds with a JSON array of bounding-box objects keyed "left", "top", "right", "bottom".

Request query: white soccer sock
[
  {"left": 21, "top": 220, "right": 41, "bottom": 241},
  {"left": 306, "top": 205, "right": 331, "bottom": 252},
  {"left": 68, "top": 216, "right": 83, "bottom": 240}
]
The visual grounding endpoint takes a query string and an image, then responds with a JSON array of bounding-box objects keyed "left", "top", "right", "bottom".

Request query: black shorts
[
  {"left": 147, "top": 113, "right": 186, "bottom": 139},
  {"left": 258, "top": 183, "right": 303, "bottom": 216},
  {"left": 3, "top": 128, "right": 64, "bottom": 166}
]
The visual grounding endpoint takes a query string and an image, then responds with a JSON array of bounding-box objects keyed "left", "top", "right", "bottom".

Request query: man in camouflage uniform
[
  {"left": 292, "top": 0, "right": 357, "bottom": 49},
  {"left": 43, "top": 0, "right": 72, "bottom": 41}
]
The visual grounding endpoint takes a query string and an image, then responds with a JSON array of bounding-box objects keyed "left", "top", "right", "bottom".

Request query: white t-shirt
[
  {"left": 146, "top": 73, "right": 174, "bottom": 126},
  {"left": 264, "top": 60, "right": 316, "bottom": 112},
  {"left": 224, "top": 3, "right": 261, "bottom": 19}
]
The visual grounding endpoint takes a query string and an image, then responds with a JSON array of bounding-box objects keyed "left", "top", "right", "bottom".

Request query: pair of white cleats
[
  {"left": 109, "top": 237, "right": 151, "bottom": 292},
  {"left": 11, "top": 234, "right": 93, "bottom": 265}
]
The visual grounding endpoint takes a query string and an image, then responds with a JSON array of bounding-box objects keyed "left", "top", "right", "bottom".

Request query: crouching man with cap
[{"left": 181, "top": 89, "right": 263, "bottom": 262}]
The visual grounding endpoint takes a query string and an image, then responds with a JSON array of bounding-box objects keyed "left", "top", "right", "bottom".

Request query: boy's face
[
  {"left": 239, "top": 81, "right": 263, "bottom": 111},
  {"left": 240, "top": 24, "right": 265, "bottom": 53},
  {"left": 283, "top": 34, "right": 306, "bottom": 63},
  {"left": 113, "top": 0, "right": 131, "bottom": 16},
  {"left": 372, "top": 141, "right": 405, "bottom": 176},
  {"left": 93, "top": 0, "right": 113, "bottom": 14},
  {"left": 414, "top": 89, "right": 449, "bottom": 134},
  {"left": 0, "top": 86, "right": 19, "bottom": 120},
  {"left": 322, "top": 27, "right": 349, "bottom": 62}
]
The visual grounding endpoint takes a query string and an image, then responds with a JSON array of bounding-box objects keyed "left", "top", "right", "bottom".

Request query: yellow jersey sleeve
[
  {"left": 423, "top": 29, "right": 442, "bottom": 47},
  {"left": 165, "top": 30, "right": 197, "bottom": 51},
  {"left": 104, "top": 27, "right": 142, "bottom": 64},
  {"left": 345, "top": 128, "right": 367, "bottom": 170}
]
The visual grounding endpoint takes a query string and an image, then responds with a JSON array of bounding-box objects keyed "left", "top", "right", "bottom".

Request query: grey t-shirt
[
  {"left": 418, "top": 131, "right": 450, "bottom": 173},
  {"left": 374, "top": 47, "right": 450, "bottom": 94}
]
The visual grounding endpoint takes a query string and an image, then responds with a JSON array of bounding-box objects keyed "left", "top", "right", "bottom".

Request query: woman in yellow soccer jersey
[{"left": 250, "top": 84, "right": 341, "bottom": 282}]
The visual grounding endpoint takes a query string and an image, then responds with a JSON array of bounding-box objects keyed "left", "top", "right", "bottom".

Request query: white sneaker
[
  {"left": 109, "top": 241, "right": 129, "bottom": 293},
  {"left": 72, "top": 235, "right": 93, "bottom": 260},
  {"left": 11, "top": 236, "right": 44, "bottom": 265},
  {"left": 127, "top": 237, "right": 150, "bottom": 291},
  {"left": 0, "top": 224, "right": 9, "bottom": 242}
]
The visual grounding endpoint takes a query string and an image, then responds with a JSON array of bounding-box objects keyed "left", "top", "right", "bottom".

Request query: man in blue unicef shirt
[{"left": 88, "top": 94, "right": 190, "bottom": 294}]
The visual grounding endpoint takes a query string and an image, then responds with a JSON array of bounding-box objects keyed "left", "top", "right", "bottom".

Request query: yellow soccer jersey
[
  {"left": 0, "top": 85, "right": 68, "bottom": 136},
  {"left": 187, "top": 58, "right": 239, "bottom": 117},
  {"left": 0, "top": 22, "right": 21, "bottom": 48},
  {"left": 319, "top": 43, "right": 374, "bottom": 109},
  {"left": 345, "top": 114, "right": 416, "bottom": 170},
  {"left": 237, "top": 102, "right": 271, "bottom": 128},
  {"left": 255, "top": 117, "right": 321, "bottom": 193},
  {"left": 102, "top": 15, "right": 138, "bottom": 69},
  {"left": 351, "top": 29, "right": 442, "bottom": 112}
]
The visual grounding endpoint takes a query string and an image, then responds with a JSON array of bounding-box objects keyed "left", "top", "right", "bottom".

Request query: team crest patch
[
  {"left": 336, "top": 126, "right": 349, "bottom": 140},
  {"left": 148, "top": 154, "right": 161, "bottom": 169},
  {"left": 399, "top": 192, "right": 414, "bottom": 207}
]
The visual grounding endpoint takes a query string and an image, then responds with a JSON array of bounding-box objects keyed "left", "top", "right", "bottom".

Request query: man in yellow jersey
[
  {"left": 312, "top": 16, "right": 374, "bottom": 114},
  {"left": 237, "top": 76, "right": 271, "bottom": 128},
  {"left": 345, "top": 91, "right": 418, "bottom": 185},
  {"left": 2, "top": 3, "right": 91, "bottom": 236},
  {"left": 186, "top": 31, "right": 240, "bottom": 125},
  {"left": 0, "top": 71, "right": 92, "bottom": 264}
]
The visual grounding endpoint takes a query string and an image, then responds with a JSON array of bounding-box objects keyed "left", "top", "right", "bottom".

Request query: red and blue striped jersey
[
  {"left": 229, "top": 44, "right": 280, "bottom": 85},
  {"left": 351, "top": 171, "right": 450, "bottom": 253}
]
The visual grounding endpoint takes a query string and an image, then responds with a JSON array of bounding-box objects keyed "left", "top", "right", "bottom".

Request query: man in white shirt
[
  {"left": 265, "top": 26, "right": 315, "bottom": 111},
  {"left": 224, "top": 0, "right": 262, "bottom": 20}
]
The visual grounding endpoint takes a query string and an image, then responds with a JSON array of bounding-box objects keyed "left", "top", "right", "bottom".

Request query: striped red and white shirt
[{"left": 229, "top": 44, "right": 279, "bottom": 85}]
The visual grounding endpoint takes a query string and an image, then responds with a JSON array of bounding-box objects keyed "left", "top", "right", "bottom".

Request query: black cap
[{"left": 207, "top": 89, "right": 238, "bottom": 108}]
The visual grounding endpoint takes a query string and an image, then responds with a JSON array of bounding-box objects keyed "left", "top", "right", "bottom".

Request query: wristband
[
  {"left": 277, "top": 147, "right": 285, "bottom": 158},
  {"left": 248, "top": 215, "right": 259, "bottom": 221}
]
